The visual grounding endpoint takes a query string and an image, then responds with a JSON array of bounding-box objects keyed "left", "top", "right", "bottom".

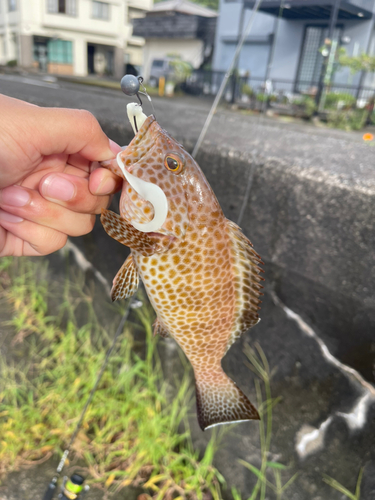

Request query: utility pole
[
  {"left": 262, "top": 0, "right": 284, "bottom": 111},
  {"left": 231, "top": 0, "right": 246, "bottom": 104}
]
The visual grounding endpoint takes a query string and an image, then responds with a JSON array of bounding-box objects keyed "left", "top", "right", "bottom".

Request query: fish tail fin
[{"left": 195, "top": 368, "right": 259, "bottom": 431}]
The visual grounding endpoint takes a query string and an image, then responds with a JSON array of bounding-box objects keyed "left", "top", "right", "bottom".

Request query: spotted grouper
[{"left": 101, "top": 113, "right": 264, "bottom": 430}]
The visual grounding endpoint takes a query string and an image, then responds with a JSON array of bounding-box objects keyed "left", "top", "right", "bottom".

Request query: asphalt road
[
  {"left": 0, "top": 72, "right": 374, "bottom": 189},
  {"left": 0, "top": 72, "right": 212, "bottom": 144}
]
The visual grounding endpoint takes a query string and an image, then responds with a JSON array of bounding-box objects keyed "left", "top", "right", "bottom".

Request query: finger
[
  {"left": 0, "top": 185, "right": 97, "bottom": 236},
  {"left": 0, "top": 95, "right": 121, "bottom": 166},
  {"left": 89, "top": 167, "right": 123, "bottom": 196},
  {"left": 32, "top": 109, "right": 122, "bottom": 161},
  {"left": 68, "top": 140, "right": 122, "bottom": 170},
  {"left": 19, "top": 160, "right": 88, "bottom": 192},
  {"left": 38, "top": 173, "right": 112, "bottom": 214},
  {"left": 0, "top": 210, "right": 67, "bottom": 257}
]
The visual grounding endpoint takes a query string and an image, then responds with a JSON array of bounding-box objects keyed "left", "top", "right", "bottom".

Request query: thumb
[
  {"left": 0, "top": 95, "right": 119, "bottom": 162},
  {"left": 33, "top": 106, "right": 118, "bottom": 161}
]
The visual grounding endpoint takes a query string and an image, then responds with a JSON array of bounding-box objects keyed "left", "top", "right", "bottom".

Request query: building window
[
  {"left": 47, "top": 0, "right": 77, "bottom": 16},
  {"left": 48, "top": 39, "right": 73, "bottom": 64},
  {"left": 296, "top": 25, "right": 342, "bottom": 91},
  {"left": 92, "top": 1, "right": 110, "bottom": 20},
  {"left": 8, "top": 0, "right": 17, "bottom": 11}
]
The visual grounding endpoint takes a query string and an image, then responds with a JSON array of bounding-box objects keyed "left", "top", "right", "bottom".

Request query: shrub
[
  {"left": 293, "top": 95, "right": 317, "bottom": 117},
  {"left": 327, "top": 108, "right": 367, "bottom": 130},
  {"left": 324, "top": 92, "right": 356, "bottom": 110}
]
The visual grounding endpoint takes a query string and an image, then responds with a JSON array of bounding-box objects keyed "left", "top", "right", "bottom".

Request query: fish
[{"left": 101, "top": 114, "right": 264, "bottom": 430}]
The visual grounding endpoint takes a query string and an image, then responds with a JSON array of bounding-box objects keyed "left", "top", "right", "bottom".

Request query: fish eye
[{"left": 164, "top": 154, "right": 184, "bottom": 173}]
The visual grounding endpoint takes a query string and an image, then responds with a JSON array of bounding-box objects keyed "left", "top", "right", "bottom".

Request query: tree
[
  {"left": 339, "top": 51, "right": 375, "bottom": 74},
  {"left": 338, "top": 50, "right": 375, "bottom": 125}
]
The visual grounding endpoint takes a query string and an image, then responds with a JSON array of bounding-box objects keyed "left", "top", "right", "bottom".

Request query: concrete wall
[
  {"left": 97, "top": 107, "right": 375, "bottom": 500},
  {"left": 269, "top": 19, "right": 304, "bottom": 81},
  {"left": 213, "top": 0, "right": 275, "bottom": 77}
]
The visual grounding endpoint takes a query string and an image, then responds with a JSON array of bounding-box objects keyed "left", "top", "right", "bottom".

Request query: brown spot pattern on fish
[{"left": 101, "top": 115, "right": 263, "bottom": 430}]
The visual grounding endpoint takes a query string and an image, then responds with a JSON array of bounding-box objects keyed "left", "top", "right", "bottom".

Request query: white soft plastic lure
[{"left": 113, "top": 103, "right": 169, "bottom": 233}]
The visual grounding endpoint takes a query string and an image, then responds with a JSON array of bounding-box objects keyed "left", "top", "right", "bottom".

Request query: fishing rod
[
  {"left": 42, "top": 75, "right": 152, "bottom": 500},
  {"left": 192, "top": 0, "right": 264, "bottom": 158}
]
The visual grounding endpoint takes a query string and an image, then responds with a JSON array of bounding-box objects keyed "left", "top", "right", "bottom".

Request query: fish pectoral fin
[
  {"left": 111, "top": 254, "right": 139, "bottom": 302},
  {"left": 153, "top": 317, "right": 170, "bottom": 338},
  {"left": 195, "top": 367, "right": 259, "bottom": 431},
  {"left": 101, "top": 209, "right": 173, "bottom": 256}
]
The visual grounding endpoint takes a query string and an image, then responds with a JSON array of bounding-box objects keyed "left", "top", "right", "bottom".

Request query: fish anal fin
[
  {"left": 111, "top": 254, "right": 139, "bottom": 302},
  {"left": 226, "top": 220, "right": 264, "bottom": 351},
  {"left": 195, "top": 368, "right": 259, "bottom": 431},
  {"left": 101, "top": 209, "right": 172, "bottom": 256},
  {"left": 153, "top": 317, "right": 170, "bottom": 338}
]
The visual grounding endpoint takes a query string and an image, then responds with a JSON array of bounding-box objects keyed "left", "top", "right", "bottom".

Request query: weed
[
  {"left": 323, "top": 468, "right": 364, "bottom": 500},
  {"left": 327, "top": 108, "right": 367, "bottom": 131},
  {"left": 0, "top": 257, "right": 224, "bottom": 499},
  {"left": 292, "top": 95, "right": 317, "bottom": 118},
  {"left": 233, "top": 343, "right": 298, "bottom": 500},
  {"left": 324, "top": 92, "right": 356, "bottom": 110}
]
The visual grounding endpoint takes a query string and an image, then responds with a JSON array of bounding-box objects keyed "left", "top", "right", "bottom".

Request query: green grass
[
  {"left": 231, "top": 343, "right": 298, "bottom": 500},
  {"left": 323, "top": 468, "right": 364, "bottom": 500},
  {"left": 0, "top": 257, "right": 224, "bottom": 499},
  {"left": 3, "top": 255, "right": 359, "bottom": 500}
]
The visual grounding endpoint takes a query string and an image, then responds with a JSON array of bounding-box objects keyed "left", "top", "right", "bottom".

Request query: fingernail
[
  {"left": 42, "top": 175, "right": 76, "bottom": 201},
  {"left": 0, "top": 186, "right": 30, "bottom": 207},
  {"left": 0, "top": 210, "right": 23, "bottom": 223},
  {"left": 95, "top": 175, "right": 117, "bottom": 195},
  {"left": 109, "top": 139, "right": 122, "bottom": 155},
  {"left": 100, "top": 160, "right": 112, "bottom": 167}
]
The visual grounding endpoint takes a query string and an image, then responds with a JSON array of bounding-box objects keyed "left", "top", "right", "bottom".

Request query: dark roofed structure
[
  {"left": 243, "top": 0, "right": 373, "bottom": 19},
  {"left": 132, "top": 0, "right": 217, "bottom": 42}
]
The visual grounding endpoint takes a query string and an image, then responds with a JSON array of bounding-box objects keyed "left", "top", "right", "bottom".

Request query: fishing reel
[{"left": 43, "top": 473, "right": 89, "bottom": 500}]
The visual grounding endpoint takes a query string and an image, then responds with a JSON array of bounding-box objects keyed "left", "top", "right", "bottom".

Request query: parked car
[{"left": 148, "top": 58, "right": 175, "bottom": 87}]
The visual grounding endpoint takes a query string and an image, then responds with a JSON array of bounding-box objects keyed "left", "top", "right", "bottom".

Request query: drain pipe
[{"left": 315, "top": 0, "right": 341, "bottom": 110}]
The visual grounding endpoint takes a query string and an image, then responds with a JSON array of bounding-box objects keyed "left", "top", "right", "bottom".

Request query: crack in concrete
[{"left": 270, "top": 291, "right": 375, "bottom": 459}]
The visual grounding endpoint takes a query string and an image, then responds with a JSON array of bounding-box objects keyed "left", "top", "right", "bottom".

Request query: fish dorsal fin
[
  {"left": 226, "top": 220, "right": 264, "bottom": 352},
  {"left": 153, "top": 317, "right": 170, "bottom": 338},
  {"left": 111, "top": 254, "right": 139, "bottom": 302}
]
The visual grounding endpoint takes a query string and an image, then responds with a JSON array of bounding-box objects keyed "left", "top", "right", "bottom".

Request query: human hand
[{"left": 0, "top": 94, "right": 123, "bottom": 256}]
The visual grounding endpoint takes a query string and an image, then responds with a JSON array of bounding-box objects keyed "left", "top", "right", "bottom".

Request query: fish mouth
[
  {"left": 116, "top": 151, "right": 168, "bottom": 233},
  {"left": 116, "top": 116, "right": 170, "bottom": 233},
  {"left": 120, "top": 115, "right": 157, "bottom": 169}
]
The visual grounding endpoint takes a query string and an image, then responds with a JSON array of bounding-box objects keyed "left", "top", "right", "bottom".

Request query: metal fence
[{"left": 182, "top": 70, "right": 375, "bottom": 112}]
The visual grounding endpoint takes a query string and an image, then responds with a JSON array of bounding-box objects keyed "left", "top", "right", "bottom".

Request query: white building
[{"left": 0, "top": 0, "right": 152, "bottom": 77}]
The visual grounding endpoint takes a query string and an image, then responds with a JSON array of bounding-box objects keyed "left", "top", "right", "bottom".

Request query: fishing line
[
  {"left": 42, "top": 297, "right": 135, "bottom": 500},
  {"left": 237, "top": 0, "right": 285, "bottom": 227},
  {"left": 192, "top": 0, "right": 264, "bottom": 158}
]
